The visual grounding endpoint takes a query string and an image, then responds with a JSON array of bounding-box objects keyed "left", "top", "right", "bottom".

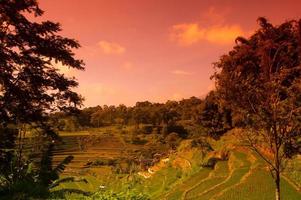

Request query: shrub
[
  {"left": 165, "top": 124, "right": 188, "bottom": 138},
  {"left": 201, "top": 157, "right": 220, "bottom": 169},
  {"left": 166, "top": 132, "right": 181, "bottom": 149},
  {"left": 191, "top": 139, "right": 213, "bottom": 151},
  {"left": 86, "top": 158, "right": 118, "bottom": 167},
  {"left": 141, "top": 125, "right": 153, "bottom": 134},
  {"left": 131, "top": 137, "right": 148, "bottom": 145}
]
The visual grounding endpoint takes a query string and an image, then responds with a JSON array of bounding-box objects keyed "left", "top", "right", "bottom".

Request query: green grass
[
  {"left": 284, "top": 158, "right": 301, "bottom": 188},
  {"left": 200, "top": 167, "right": 250, "bottom": 200},
  {"left": 43, "top": 127, "right": 301, "bottom": 200},
  {"left": 186, "top": 177, "right": 226, "bottom": 199},
  {"left": 212, "top": 161, "right": 230, "bottom": 177},
  {"left": 185, "top": 152, "right": 250, "bottom": 199},
  {"left": 184, "top": 161, "right": 229, "bottom": 198},
  {"left": 141, "top": 167, "right": 182, "bottom": 198},
  {"left": 163, "top": 168, "right": 211, "bottom": 200},
  {"left": 162, "top": 150, "right": 301, "bottom": 200},
  {"left": 217, "top": 169, "right": 301, "bottom": 200},
  {"left": 53, "top": 175, "right": 102, "bottom": 193}
]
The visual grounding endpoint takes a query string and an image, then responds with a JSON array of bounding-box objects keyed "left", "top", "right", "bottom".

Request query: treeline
[
  {"left": 51, "top": 97, "right": 202, "bottom": 130},
  {"left": 50, "top": 94, "right": 233, "bottom": 139}
]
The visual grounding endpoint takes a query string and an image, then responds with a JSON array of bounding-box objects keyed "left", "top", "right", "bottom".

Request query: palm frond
[{"left": 52, "top": 155, "right": 74, "bottom": 175}]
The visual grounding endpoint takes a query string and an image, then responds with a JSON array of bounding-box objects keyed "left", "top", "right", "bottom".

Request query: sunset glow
[{"left": 38, "top": 0, "right": 301, "bottom": 107}]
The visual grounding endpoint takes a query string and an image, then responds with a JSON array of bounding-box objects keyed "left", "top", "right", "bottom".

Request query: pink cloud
[
  {"left": 170, "top": 7, "right": 246, "bottom": 46},
  {"left": 171, "top": 69, "right": 193, "bottom": 75},
  {"left": 170, "top": 23, "right": 244, "bottom": 46},
  {"left": 98, "top": 40, "right": 125, "bottom": 55}
]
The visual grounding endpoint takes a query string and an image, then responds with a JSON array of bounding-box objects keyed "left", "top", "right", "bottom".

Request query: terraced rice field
[
  {"left": 30, "top": 129, "right": 300, "bottom": 200},
  {"left": 50, "top": 145, "right": 301, "bottom": 200},
  {"left": 161, "top": 150, "right": 301, "bottom": 200},
  {"left": 163, "top": 168, "right": 212, "bottom": 200},
  {"left": 24, "top": 128, "right": 165, "bottom": 193},
  {"left": 52, "top": 134, "right": 128, "bottom": 172}
]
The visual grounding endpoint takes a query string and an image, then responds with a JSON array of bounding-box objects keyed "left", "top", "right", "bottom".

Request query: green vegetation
[
  {"left": 45, "top": 128, "right": 300, "bottom": 200},
  {"left": 0, "top": 0, "right": 300, "bottom": 199}
]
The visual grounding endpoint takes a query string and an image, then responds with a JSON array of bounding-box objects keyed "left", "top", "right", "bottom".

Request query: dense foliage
[
  {"left": 0, "top": 0, "right": 84, "bottom": 198},
  {"left": 213, "top": 17, "right": 301, "bottom": 200},
  {"left": 50, "top": 96, "right": 232, "bottom": 139},
  {"left": 51, "top": 97, "right": 203, "bottom": 130}
]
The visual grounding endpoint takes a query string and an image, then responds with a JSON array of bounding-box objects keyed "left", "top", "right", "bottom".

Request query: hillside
[{"left": 51, "top": 128, "right": 301, "bottom": 200}]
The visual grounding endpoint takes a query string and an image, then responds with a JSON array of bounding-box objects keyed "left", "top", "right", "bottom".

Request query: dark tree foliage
[
  {"left": 0, "top": 0, "right": 84, "bottom": 126},
  {"left": 0, "top": 127, "right": 17, "bottom": 176},
  {"left": 213, "top": 17, "right": 301, "bottom": 200},
  {"left": 59, "top": 97, "right": 204, "bottom": 131},
  {"left": 0, "top": 0, "right": 84, "bottom": 198},
  {"left": 199, "top": 91, "right": 232, "bottom": 139}
]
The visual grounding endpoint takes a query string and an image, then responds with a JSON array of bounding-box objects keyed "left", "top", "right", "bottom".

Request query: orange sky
[{"left": 38, "top": 0, "right": 301, "bottom": 107}]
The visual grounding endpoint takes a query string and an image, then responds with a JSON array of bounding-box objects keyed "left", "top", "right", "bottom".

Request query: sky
[{"left": 37, "top": 0, "right": 301, "bottom": 107}]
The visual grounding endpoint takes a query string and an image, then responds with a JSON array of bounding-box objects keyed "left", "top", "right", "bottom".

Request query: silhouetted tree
[
  {"left": 0, "top": 0, "right": 84, "bottom": 197},
  {"left": 0, "top": 0, "right": 84, "bottom": 125},
  {"left": 213, "top": 17, "right": 301, "bottom": 200}
]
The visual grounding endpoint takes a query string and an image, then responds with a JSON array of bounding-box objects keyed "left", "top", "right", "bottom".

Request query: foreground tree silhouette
[
  {"left": 213, "top": 18, "right": 301, "bottom": 200},
  {"left": 0, "top": 0, "right": 84, "bottom": 198},
  {"left": 0, "top": 0, "right": 84, "bottom": 124}
]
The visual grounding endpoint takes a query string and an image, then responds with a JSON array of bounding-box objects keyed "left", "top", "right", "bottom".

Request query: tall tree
[
  {"left": 213, "top": 18, "right": 301, "bottom": 200},
  {"left": 0, "top": 0, "right": 84, "bottom": 195},
  {"left": 0, "top": 0, "right": 84, "bottom": 126}
]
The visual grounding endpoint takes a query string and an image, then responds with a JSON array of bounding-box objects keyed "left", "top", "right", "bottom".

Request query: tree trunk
[{"left": 275, "top": 172, "right": 281, "bottom": 200}]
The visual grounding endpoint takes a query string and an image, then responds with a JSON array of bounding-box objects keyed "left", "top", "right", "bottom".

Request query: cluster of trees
[
  {"left": 51, "top": 95, "right": 234, "bottom": 144},
  {"left": 51, "top": 97, "right": 204, "bottom": 131}
]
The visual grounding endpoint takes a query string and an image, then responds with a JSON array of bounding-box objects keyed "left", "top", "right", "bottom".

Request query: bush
[
  {"left": 166, "top": 132, "right": 181, "bottom": 149},
  {"left": 201, "top": 157, "right": 220, "bottom": 169},
  {"left": 154, "top": 126, "right": 162, "bottom": 134},
  {"left": 190, "top": 139, "right": 213, "bottom": 151},
  {"left": 131, "top": 137, "right": 148, "bottom": 145},
  {"left": 86, "top": 158, "right": 118, "bottom": 167},
  {"left": 165, "top": 124, "right": 188, "bottom": 138},
  {"left": 141, "top": 125, "right": 153, "bottom": 134}
]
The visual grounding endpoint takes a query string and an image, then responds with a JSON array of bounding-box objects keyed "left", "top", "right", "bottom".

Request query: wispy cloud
[
  {"left": 170, "top": 7, "right": 246, "bottom": 46},
  {"left": 170, "top": 23, "right": 244, "bottom": 46},
  {"left": 171, "top": 69, "right": 193, "bottom": 75},
  {"left": 98, "top": 40, "right": 125, "bottom": 55}
]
